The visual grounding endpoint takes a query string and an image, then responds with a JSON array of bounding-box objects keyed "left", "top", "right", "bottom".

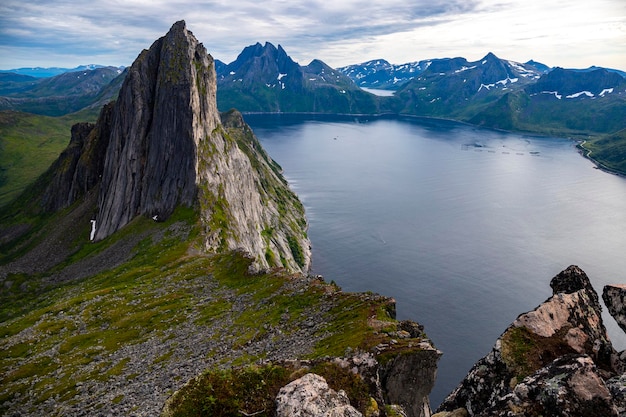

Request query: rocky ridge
[
  {"left": 2, "top": 20, "right": 310, "bottom": 274},
  {"left": 436, "top": 265, "right": 626, "bottom": 416}
]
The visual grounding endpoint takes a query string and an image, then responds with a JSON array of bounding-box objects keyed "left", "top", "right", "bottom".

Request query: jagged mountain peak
[
  {"left": 28, "top": 20, "right": 310, "bottom": 273},
  {"left": 481, "top": 51, "right": 499, "bottom": 61},
  {"left": 220, "top": 41, "right": 301, "bottom": 88},
  {"left": 526, "top": 66, "right": 626, "bottom": 98}
]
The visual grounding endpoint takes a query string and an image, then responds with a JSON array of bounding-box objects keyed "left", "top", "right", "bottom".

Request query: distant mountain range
[
  {"left": 0, "top": 66, "right": 126, "bottom": 116},
  {"left": 215, "top": 42, "right": 382, "bottom": 114},
  {"left": 0, "top": 64, "right": 125, "bottom": 78},
  {"left": 336, "top": 59, "right": 626, "bottom": 90},
  {"left": 1, "top": 45, "right": 625, "bottom": 173}
]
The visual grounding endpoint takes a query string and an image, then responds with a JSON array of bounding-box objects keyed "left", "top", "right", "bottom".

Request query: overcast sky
[{"left": 1, "top": 0, "right": 625, "bottom": 71}]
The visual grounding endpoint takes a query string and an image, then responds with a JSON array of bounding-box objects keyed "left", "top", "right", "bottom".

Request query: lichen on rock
[{"left": 437, "top": 265, "right": 624, "bottom": 416}]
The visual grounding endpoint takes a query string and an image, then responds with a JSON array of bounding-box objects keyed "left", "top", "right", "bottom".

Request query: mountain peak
[
  {"left": 481, "top": 52, "right": 500, "bottom": 62},
  {"left": 31, "top": 21, "right": 311, "bottom": 272}
]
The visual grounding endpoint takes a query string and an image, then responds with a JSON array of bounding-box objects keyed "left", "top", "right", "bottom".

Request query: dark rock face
[
  {"left": 95, "top": 20, "right": 207, "bottom": 239},
  {"left": 380, "top": 348, "right": 441, "bottom": 417},
  {"left": 40, "top": 102, "right": 115, "bottom": 213},
  {"left": 481, "top": 355, "right": 617, "bottom": 417},
  {"left": 34, "top": 21, "right": 310, "bottom": 273},
  {"left": 550, "top": 265, "right": 600, "bottom": 306},
  {"left": 40, "top": 122, "right": 95, "bottom": 212},
  {"left": 437, "top": 266, "right": 623, "bottom": 417},
  {"left": 603, "top": 285, "right": 626, "bottom": 334}
]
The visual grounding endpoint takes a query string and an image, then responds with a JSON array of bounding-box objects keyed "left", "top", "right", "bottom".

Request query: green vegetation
[
  {"left": 164, "top": 365, "right": 292, "bottom": 417},
  {"left": 0, "top": 108, "right": 99, "bottom": 207},
  {"left": 0, "top": 193, "right": 404, "bottom": 414},
  {"left": 580, "top": 128, "right": 626, "bottom": 175},
  {"left": 164, "top": 361, "right": 374, "bottom": 417},
  {"left": 500, "top": 326, "right": 576, "bottom": 382}
]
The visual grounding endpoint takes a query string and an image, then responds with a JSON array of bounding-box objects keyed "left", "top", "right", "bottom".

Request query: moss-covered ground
[{"left": 0, "top": 205, "right": 404, "bottom": 415}]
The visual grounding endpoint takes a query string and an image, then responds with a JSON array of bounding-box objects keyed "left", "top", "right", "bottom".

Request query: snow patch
[
  {"left": 496, "top": 77, "right": 518, "bottom": 86},
  {"left": 482, "top": 60, "right": 487, "bottom": 65},
  {"left": 541, "top": 91, "right": 562, "bottom": 99},
  {"left": 229, "top": 71, "right": 236, "bottom": 75},
  {"left": 454, "top": 65, "right": 477, "bottom": 73},
  {"left": 277, "top": 73, "right": 287, "bottom": 80},
  {"left": 599, "top": 88, "right": 614, "bottom": 97},
  {"left": 90, "top": 220, "right": 96, "bottom": 241},
  {"left": 478, "top": 83, "right": 495, "bottom": 92},
  {"left": 566, "top": 91, "right": 594, "bottom": 99}
]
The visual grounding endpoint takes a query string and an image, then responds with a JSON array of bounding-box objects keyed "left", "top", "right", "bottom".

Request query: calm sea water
[{"left": 246, "top": 114, "right": 626, "bottom": 407}]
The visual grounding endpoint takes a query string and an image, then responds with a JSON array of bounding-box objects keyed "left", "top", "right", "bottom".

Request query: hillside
[
  {"left": 0, "top": 67, "right": 124, "bottom": 116},
  {"left": 0, "top": 109, "right": 100, "bottom": 207},
  {"left": 580, "top": 128, "right": 626, "bottom": 175},
  {"left": 0, "top": 22, "right": 437, "bottom": 417}
]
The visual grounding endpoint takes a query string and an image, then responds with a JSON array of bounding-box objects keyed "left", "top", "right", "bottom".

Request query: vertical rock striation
[
  {"left": 35, "top": 21, "right": 310, "bottom": 273},
  {"left": 96, "top": 20, "right": 207, "bottom": 239}
]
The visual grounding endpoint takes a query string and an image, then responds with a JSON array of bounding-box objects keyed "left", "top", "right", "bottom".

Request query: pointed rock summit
[
  {"left": 96, "top": 20, "right": 310, "bottom": 272},
  {"left": 37, "top": 21, "right": 310, "bottom": 272},
  {"left": 96, "top": 20, "right": 215, "bottom": 239}
]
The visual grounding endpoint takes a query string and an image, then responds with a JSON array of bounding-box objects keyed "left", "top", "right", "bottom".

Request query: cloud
[{"left": 0, "top": 0, "right": 624, "bottom": 70}]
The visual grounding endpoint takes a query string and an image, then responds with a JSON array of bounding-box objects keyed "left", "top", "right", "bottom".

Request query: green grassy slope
[
  {"left": 0, "top": 202, "right": 408, "bottom": 415},
  {"left": 580, "top": 128, "right": 626, "bottom": 175},
  {"left": 0, "top": 109, "right": 98, "bottom": 207}
]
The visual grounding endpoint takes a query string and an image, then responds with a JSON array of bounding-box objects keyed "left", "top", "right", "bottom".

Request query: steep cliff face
[
  {"left": 87, "top": 21, "right": 310, "bottom": 272},
  {"left": 17, "top": 21, "right": 309, "bottom": 273},
  {"left": 95, "top": 20, "right": 207, "bottom": 239},
  {"left": 437, "top": 265, "right": 624, "bottom": 417}
]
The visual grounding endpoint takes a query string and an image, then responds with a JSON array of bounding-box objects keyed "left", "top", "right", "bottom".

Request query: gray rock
[
  {"left": 380, "top": 346, "right": 441, "bottom": 417},
  {"left": 484, "top": 355, "right": 617, "bottom": 416},
  {"left": 275, "top": 373, "right": 363, "bottom": 417},
  {"left": 603, "top": 284, "right": 626, "bottom": 335},
  {"left": 437, "top": 266, "right": 618, "bottom": 416},
  {"left": 58, "top": 20, "right": 312, "bottom": 272}
]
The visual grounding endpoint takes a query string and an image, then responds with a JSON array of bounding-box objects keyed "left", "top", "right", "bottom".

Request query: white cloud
[{"left": 0, "top": 0, "right": 624, "bottom": 70}]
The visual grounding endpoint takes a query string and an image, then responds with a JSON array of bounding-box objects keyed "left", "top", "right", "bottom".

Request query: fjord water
[{"left": 246, "top": 114, "right": 626, "bottom": 407}]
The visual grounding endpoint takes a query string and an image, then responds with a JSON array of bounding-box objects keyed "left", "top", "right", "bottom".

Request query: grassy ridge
[
  {"left": 0, "top": 108, "right": 99, "bottom": 207},
  {"left": 580, "top": 128, "right": 626, "bottom": 175},
  {"left": 0, "top": 203, "right": 402, "bottom": 415}
]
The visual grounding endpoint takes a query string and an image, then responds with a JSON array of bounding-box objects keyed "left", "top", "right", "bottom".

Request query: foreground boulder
[
  {"left": 275, "top": 373, "right": 363, "bottom": 417},
  {"left": 437, "top": 265, "right": 623, "bottom": 416}
]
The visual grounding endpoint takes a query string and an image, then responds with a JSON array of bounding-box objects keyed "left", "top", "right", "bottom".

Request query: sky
[{"left": 1, "top": 0, "right": 625, "bottom": 71}]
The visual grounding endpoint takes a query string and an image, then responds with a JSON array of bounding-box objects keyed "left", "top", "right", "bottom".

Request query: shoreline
[{"left": 240, "top": 110, "right": 626, "bottom": 178}]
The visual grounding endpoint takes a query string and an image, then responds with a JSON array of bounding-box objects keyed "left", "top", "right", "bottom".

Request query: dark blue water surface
[{"left": 245, "top": 113, "right": 626, "bottom": 407}]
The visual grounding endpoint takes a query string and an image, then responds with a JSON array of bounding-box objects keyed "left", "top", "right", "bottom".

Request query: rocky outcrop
[
  {"left": 93, "top": 20, "right": 310, "bottom": 272},
  {"left": 275, "top": 373, "right": 363, "bottom": 417},
  {"left": 163, "top": 301, "right": 440, "bottom": 417},
  {"left": 33, "top": 21, "right": 310, "bottom": 273},
  {"left": 603, "top": 285, "right": 626, "bottom": 334},
  {"left": 475, "top": 355, "right": 616, "bottom": 416},
  {"left": 40, "top": 121, "right": 95, "bottom": 212},
  {"left": 437, "top": 265, "right": 623, "bottom": 416},
  {"left": 379, "top": 337, "right": 440, "bottom": 417},
  {"left": 95, "top": 20, "right": 204, "bottom": 239}
]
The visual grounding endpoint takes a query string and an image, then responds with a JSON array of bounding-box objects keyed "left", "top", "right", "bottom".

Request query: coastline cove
[{"left": 245, "top": 112, "right": 626, "bottom": 406}]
